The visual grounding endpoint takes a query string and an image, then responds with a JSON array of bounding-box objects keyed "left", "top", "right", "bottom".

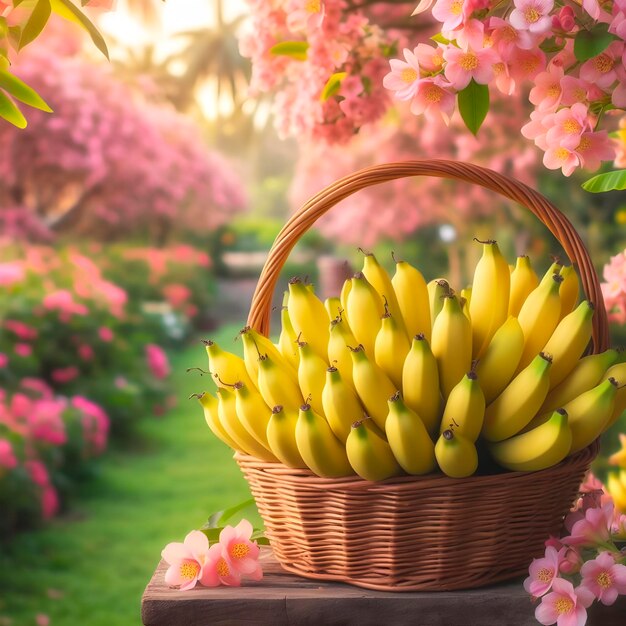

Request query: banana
[
  {"left": 346, "top": 272, "right": 384, "bottom": 355},
  {"left": 606, "top": 471, "right": 626, "bottom": 511},
  {"left": 327, "top": 315, "right": 357, "bottom": 388},
  {"left": 204, "top": 339, "right": 255, "bottom": 390},
  {"left": 385, "top": 392, "right": 436, "bottom": 475},
  {"left": 216, "top": 387, "right": 273, "bottom": 459},
  {"left": 295, "top": 403, "right": 354, "bottom": 477},
  {"left": 427, "top": 278, "right": 450, "bottom": 328},
  {"left": 460, "top": 292, "right": 471, "bottom": 321},
  {"left": 233, "top": 382, "right": 276, "bottom": 458},
  {"left": 257, "top": 353, "right": 304, "bottom": 413},
  {"left": 482, "top": 352, "right": 553, "bottom": 442},
  {"left": 431, "top": 294, "right": 472, "bottom": 400},
  {"left": 540, "top": 349, "right": 618, "bottom": 415},
  {"left": 374, "top": 307, "right": 410, "bottom": 389},
  {"left": 508, "top": 255, "right": 539, "bottom": 317},
  {"left": 339, "top": 277, "right": 352, "bottom": 319},
  {"left": 469, "top": 239, "right": 510, "bottom": 358},
  {"left": 392, "top": 256, "right": 431, "bottom": 341},
  {"left": 566, "top": 377, "right": 618, "bottom": 453},
  {"left": 287, "top": 278, "right": 330, "bottom": 360},
  {"left": 488, "top": 408, "right": 572, "bottom": 472},
  {"left": 439, "top": 365, "right": 485, "bottom": 442},
  {"left": 475, "top": 316, "right": 524, "bottom": 403},
  {"left": 604, "top": 361, "right": 626, "bottom": 428},
  {"left": 460, "top": 286, "right": 472, "bottom": 309},
  {"left": 542, "top": 300, "right": 594, "bottom": 388},
  {"left": 277, "top": 301, "right": 300, "bottom": 371},
  {"left": 401, "top": 333, "right": 441, "bottom": 435},
  {"left": 558, "top": 265, "right": 580, "bottom": 320},
  {"left": 321, "top": 366, "right": 365, "bottom": 443},
  {"left": 361, "top": 250, "right": 407, "bottom": 337},
  {"left": 297, "top": 340, "right": 328, "bottom": 417},
  {"left": 240, "top": 326, "right": 296, "bottom": 385},
  {"left": 434, "top": 429, "right": 478, "bottom": 478},
  {"left": 516, "top": 273, "right": 563, "bottom": 372},
  {"left": 608, "top": 434, "right": 626, "bottom": 468},
  {"left": 194, "top": 392, "right": 240, "bottom": 450},
  {"left": 539, "top": 259, "right": 563, "bottom": 286},
  {"left": 349, "top": 344, "right": 396, "bottom": 430},
  {"left": 266, "top": 405, "right": 307, "bottom": 468},
  {"left": 324, "top": 297, "right": 343, "bottom": 321},
  {"left": 346, "top": 419, "right": 403, "bottom": 481}
]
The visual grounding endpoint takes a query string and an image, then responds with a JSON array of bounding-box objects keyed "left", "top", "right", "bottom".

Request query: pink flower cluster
[
  {"left": 162, "top": 521, "right": 263, "bottom": 590},
  {"left": 525, "top": 477, "right": 626, "bottom": 625},
  {"left": 602, "top": 248, "right": 626, "bottom": 324},
  {"left": 383, "top": 0, "right": 626, "bottom": 175},
  {"left": 145, "top": 344, "right": 171, "bottom": 381}
]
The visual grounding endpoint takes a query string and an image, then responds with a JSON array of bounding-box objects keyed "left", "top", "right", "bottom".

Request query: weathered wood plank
[{"left": 142, "top": 548, "right": 626, "bottom": 626}]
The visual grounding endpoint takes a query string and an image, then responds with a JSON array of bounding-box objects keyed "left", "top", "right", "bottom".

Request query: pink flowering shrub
[{"left": 602, "top": 249, "right": 626, "bottom": 325}]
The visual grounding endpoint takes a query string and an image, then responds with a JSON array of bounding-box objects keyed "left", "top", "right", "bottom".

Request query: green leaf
[
  {"left": 457, "top": 79, "right": 489, "bottom": 136},
  {"left": 0, "top": 90, "right": 27, "bottom": 128},
  {"left": 539, "top": 37, "right": 565, "bottom": 54},
  {"left": 0, "top": 71, "right": 52, "bottom": 112},
  {"left": 574, "top": 24, "right": 618, "bottom": 62},
  {"left": 19, "top": 0, "right": 52, "bottom": 50},
  {"left": 50, "top": 0, "right": 109, "bottom": 59},
  {"left": 581, "top": 169, "right": 626, "bottom": 193},
  {"left": 204, "top": 498, "right": 256, "bottom": 529},
  {"left": 269, "top": 41, "right": 308, "bottom": 61},
  {"left": 430, "top": 33, "right": 450, "bottom": 45},
  {"left": 320, "top": 72, "right": 347, "bottom": 101}
]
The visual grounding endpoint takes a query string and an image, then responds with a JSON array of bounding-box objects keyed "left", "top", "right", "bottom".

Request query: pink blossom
[
  {"left": 560, "top": 77, "right": 592, "bottom": 107},
  {"left": 581, "top": 0, "right": 601, "bottom": 19},
  {"left": 432, "top": 0, "right": 468, "bottom": 32},
  {"left": 492, "top": 61, "right": 515, "bottom": 95},
  {"left": 98, "top": 327, "right": 114, "bottom": 342},
  {"left": 443, "top": 45, "right": 499, "bottom": 90},
  {"left": 146, "top": 344, "right": 170, "bottom": 380},
  {"left": 383, "top": 48, "right": 421, "bottom": 100},
  {"left": 0, "top": 439, "right": 18, "bottom": 470},
  {"left": 201, "top": 543, "right": 243, "bottom": 587},
  {"left": 529, "top": 66, "right": 564, "bottom": 111},
  {"left": 507, "top": 46, "right": 546, "bottom": 83},
  {"left": 29, "top": 399, "right": 67, "bottom": 446},
  {"left": 25, "top": 460, "right": 58, "bottom": 519},
  {"left": 15, "top": 343, "right": 33, "bottom": 358},
  {"left": 0, "top": 353, "right": 8, "bottom": 368},
  {"left": 543, "top": 146, "right": 580, "bottom": 176},
  {"left": 535, "top": 578, "right": 594, "bottom": 626},
  {"left": 78, "top": 344, "right": 95, "bottom": 361},
  {"left": 414, "top": 43, "right": 444, "bottom": 73},
  {"left": 286, "top": 0, "right": 325, "bottom": 31},
  {"left": 488, "top": 17, "right": 536, "bottom": 55},
  {"left": 579, "top": 42, "right": 624, "bottom": 89},
  {"left": 72, "top": 396, "right": 109, "bottom": 455},
  {"left": 162, "top": 530, "right": 213, "bottom": 591},
  {"left": 524, "top": 546, "right": 564, "bottom": 597},
  {"left": 579, "top": 551, "right": 626, "bottom": 605},
  {"left": 219, "top": 519, "right": 263, "bottom": 577},
  {"left": 562, "top": 502, "right": 616, "bottom": 547},
  {"left": 51, "top": 366, "right": 80, "bottom": 384},
  {"left": 410, "top": 77, "right": 456, "bottom": 123},
  {"left": 545, "top": 104, "right": 591, "bottom": 150},
  {"left": 575, "top": 131, "right": 615, "bottom": 172},
  {"left": 4, "top": 320, "right": 38, "bottom": 340},
  {"left": 509, "top": 0, "right": 554, "bottom": 35}
]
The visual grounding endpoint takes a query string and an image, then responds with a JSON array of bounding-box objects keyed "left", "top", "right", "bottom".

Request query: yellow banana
[
  {"left": 542, "top": 300, "right": 594, "bottom": 388},
  {"left": 482, "top": 352, "right": 553, "bottom": 442},
  {"left": 460, "top": 286, "right": 472, "bottom": 309},
  {"left": 385, "top": 392, "right": 436, "bottom": 475},
  {"left": 558, "top": 265, "right": 580, "bottom": 321},
  {"left": 427, "top": 278, "right": 450, "bottom": 328},
  {"left": 327, "top": 315, "right": 357, "bottom": 388},
  {"left": 439, "top": 365, "right": 485, "bottom": 442},
  {"left": 488, "top": 408, "right": 572, "bottom": 472},
  {"left": 508, "top": 255, "right": 539, "bottom": 317},
  {"left": 240, "top": 326, "right": 296, "bottom": 385},
  {"left": 295, "top": 403, "right": 354, "bottom": 477},
  {"left": 266, "top": 405, "right": 307, "bottom": 468},
  {"left": 606, "top": 471, "right": 626, "bottom": 512},
  {"left": 431, "top": 294, "right": 472, "bottom": 400},
  {"left": 608, "top": 434, "right": 626, "bottom": 468},
  {"left": 194, "top": 392, "right": 239, "bottom": 450},
  {"left": 277, "top": 302, "right": 300, "bottom": 371},
  {"left": 392, "top": 256, "right": 431, "bottom": 342},
  {"left": 516, "top": 273, "right": 563, "bottom": 372},
  {"left": 324, "top": 296, "right": 343, "bottom": 321},
  {"left": 321, "top": 366, "right": 365, "bottom": 443},
  {"left": 402, "top": 334, "right": 441, "bottom": 435},
  {"left": 469, "top": 239, "right": 510, "bottom": 358},
  {"left": 540, "top": 349, "right": 618, "bottom": 415},
  {"left": 349, "top": 344, "right": 397, "bottom": 430},
  {"left": 297, "top": 340, "right": 328, "bottom": 417},
  {"left": 287, "top": 278, "right": 330, "bottom": 359},
  {"left": 604, "top": 361, "right": 626, "bottom": 428},
  {"left": 233, "top": 382, "right": 277, "bottom": 459},
  {"left": 539, "top": 259, "right": 563, "bottom": 286},
  {"left": 339, "top": 277, "right": 352, "bottom": 319},
  {"left": 346, "top": 272, "right": 384, "bottom": 355},
  {"left": 204, "top": 339, "right": 255, "bottom": 390},
  {"left": 565, "top": 377, "right": 618, "bottom": 452},
  {"left": 374, "top": 307, "right": 410, "bottom": 389},
  {"left": 346, "top": 419, "right": 402, "bottom": 481},
  {"left": 216, "top": 387, "right": 272, "bottom": 459},
  {"left": 434, "top": 429, "right": 478, "bottom": 478},
  {"left": 257, "top": 353, "right": 304, "bottom": 413},
  {"left": 475, "top": 316, "right": 524, "bottom": 403}
]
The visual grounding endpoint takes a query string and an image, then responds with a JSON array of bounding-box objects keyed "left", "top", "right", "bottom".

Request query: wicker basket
[{"left": 237, "top": 160, "right": 609, "bottom": 592}]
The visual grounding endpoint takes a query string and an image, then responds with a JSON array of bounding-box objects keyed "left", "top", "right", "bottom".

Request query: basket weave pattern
[{"left": 238, "top": 160, "right": 606, "bottom": 592}]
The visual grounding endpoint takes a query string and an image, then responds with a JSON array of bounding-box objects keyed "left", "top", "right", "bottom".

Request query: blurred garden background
[{"left": 1, "top": 0, "right": 626, "bottom": 624}]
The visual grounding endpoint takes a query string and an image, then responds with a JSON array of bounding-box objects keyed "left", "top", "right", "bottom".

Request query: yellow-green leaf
[
  {"left": 50, "top": 0, "right": 109, "bottom": 59},
  {"left": 0, "top": 71, "right": 52, "bottom": 112},
  {"left": 269, "top": 41, "right": 309, "bottom": 61},
  {"left": 0, "top": 90, "right": 27, "bottom": 128},
  {"left": 458, "top": 79, "right": 489, "bottom": 136},
  {"left": 19, "top": 0, "right": 52, "bottom": 50},
  {"left": 320, "top": 72, "right": 347, "bottom": 101},
  {"left": 581, "top": 169, "right": 626, "bottom": 193}
]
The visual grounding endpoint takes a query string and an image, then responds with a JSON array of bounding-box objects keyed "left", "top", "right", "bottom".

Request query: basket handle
[{"left": 247, "top": 160, "right": 609, "bottom": 353}]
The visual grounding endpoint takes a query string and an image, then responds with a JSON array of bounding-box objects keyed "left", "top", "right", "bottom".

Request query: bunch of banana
[{"left": 194, "top": 243, "right": 623, "bottom": 482}]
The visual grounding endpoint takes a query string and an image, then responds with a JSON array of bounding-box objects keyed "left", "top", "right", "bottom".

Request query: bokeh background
[{"left": 1, "top": 1, "right": 625, "bottom": 624}]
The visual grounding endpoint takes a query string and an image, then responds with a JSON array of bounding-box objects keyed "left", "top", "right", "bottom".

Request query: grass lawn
[{"left": 0, "top": 323, "right": 253, "bottom": 626}]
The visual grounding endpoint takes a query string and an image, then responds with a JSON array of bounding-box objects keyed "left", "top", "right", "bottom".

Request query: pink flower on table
[
  {"left": 219, "top": 519, "right": 262, "bottom": 578},
  {"left": 383, "top": 48, "right": 421, "bottom": 100},
  {"left": 15, "top": 343, "right": 33, "bottom": 358},
  {"left": 579, "top": 551, "right": 626, "bottom": 606},
  {"left": 51, "top": 366, "right": 80, "bottom": 384},
  {"left": 545, "top": 103, "right": 590, "bottom": 150},
  {"left": 0, "top": 353, "right": 8, "bottom": 368},
  {"left": 146, "top": 344, "right": 170, "bottom": 380},
  {"left": 202, "top": 543, "right": 243, "bottom": 587},
  {"left": 98, "top": 327, "right": 114, "bottom": 342},
  {"left": 524, "top": 546, "right": 565, "bottom": 597},
  {"left": 162, "top": 530, "right": 213, "bottom": 590},
  {"left": 562, "top": 502, "right": 615, "bottom": 547},
  {"left": 579, "top": 42, "right": 624, "bottom": 89},
  {"left": 509, "top": 0, "right": 554, "bottom": 35},
  {"left": 535, "top": 578, "right": 594, "bottom": 626},
  {"left": 529, "top": 67, "right": 564, "bottom": 112},
  {"left": 410, "top": 77, "right": 456, "bottom": 123},
  {"left": 0, "top": 439, "right": 18, "bottom": 470},
  {"left": 443, "top": 45, "right": 498, "bottom": 90}
]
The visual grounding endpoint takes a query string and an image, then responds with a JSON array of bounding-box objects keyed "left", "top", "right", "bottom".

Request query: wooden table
[{"left": 142, "top": 549, "right": 626, "bottom": 625}]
